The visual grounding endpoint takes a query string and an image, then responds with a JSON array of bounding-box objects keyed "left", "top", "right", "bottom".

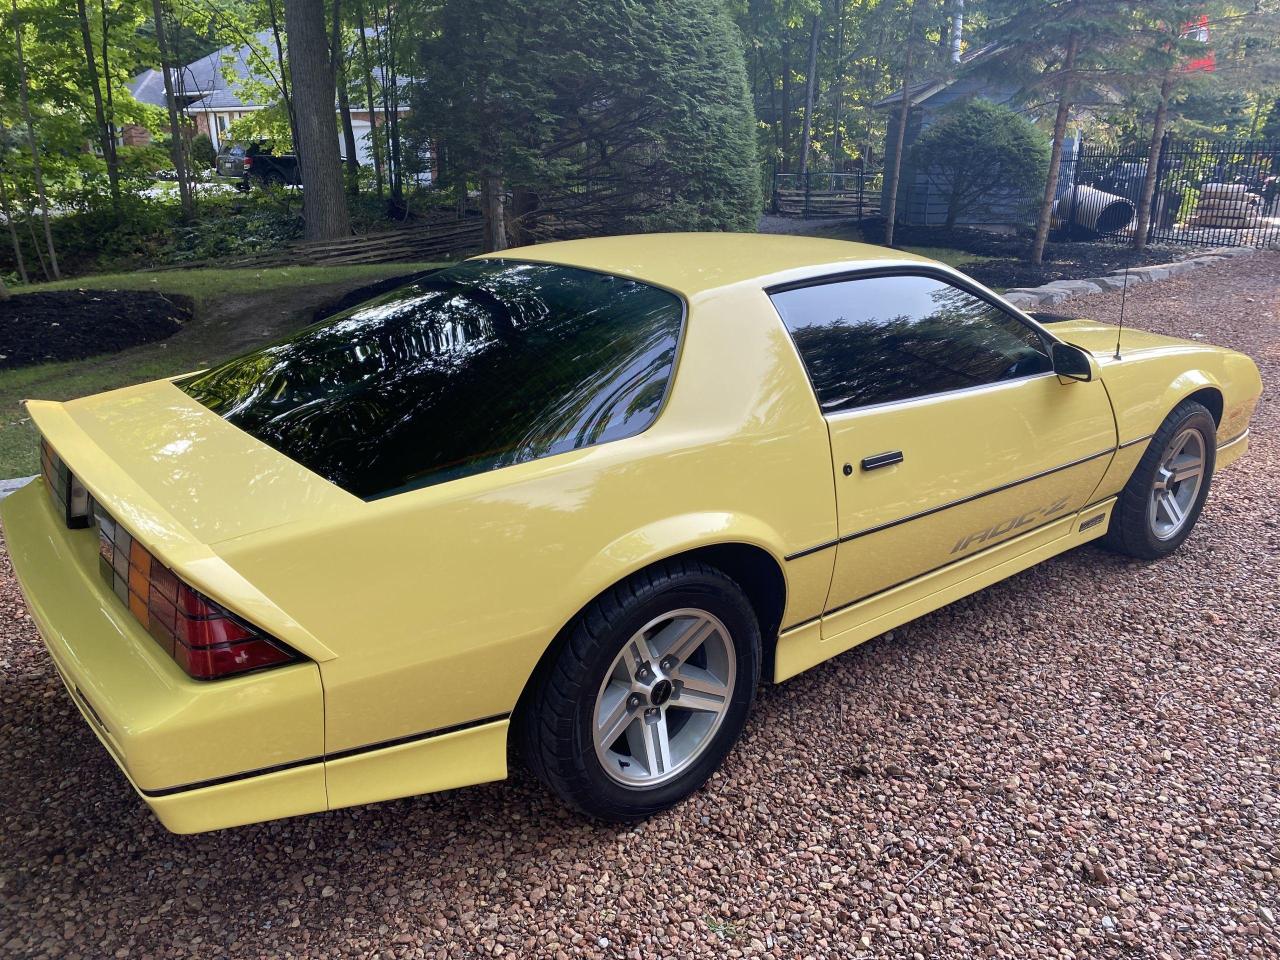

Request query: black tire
[
  {"left": 1103, "top": 399, "right": 1217, "bottom": 560},
  {"left": 517, "top": 558, "right": 760, "bottom": 822}
]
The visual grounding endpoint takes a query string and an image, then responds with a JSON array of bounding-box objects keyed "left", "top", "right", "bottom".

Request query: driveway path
[{"left": 1, "top": 253, "right": 1277, "bottom": 959}]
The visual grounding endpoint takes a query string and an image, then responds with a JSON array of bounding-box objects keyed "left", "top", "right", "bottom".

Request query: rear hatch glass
[{"left": 179, "top": 259, "right": 684, "bottom": 499}]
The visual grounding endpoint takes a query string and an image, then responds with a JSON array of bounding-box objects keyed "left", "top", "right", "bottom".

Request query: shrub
[
  {"left": 191, "top": 133, "right": 217, "bottom": 170},
  {"left": 908, "top": 99, "right": 1049, "bottom": 228}
]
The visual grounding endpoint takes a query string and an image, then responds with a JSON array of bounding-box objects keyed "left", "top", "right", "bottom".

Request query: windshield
[{"left": 180, "top": 259, "right": 685, "bottom": 499}]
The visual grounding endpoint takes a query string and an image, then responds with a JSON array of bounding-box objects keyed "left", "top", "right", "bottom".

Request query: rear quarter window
[{"left": 180, "top": 260, "right": 684, "bottom": 499}]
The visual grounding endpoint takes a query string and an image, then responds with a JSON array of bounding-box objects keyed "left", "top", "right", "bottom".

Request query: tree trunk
[
  {"left": 1031, "top": 31, "right": 1078, "bottom": 266},
  {"left": 330, "top": 0, "right": 361, "bottom": 195},
  {"left": 356, "top": 0, "right": 384, "bottom": 197},
  {"left": 383, "top": 8, "right": 403, "bottom": 205},
  {"left": 831, "top": 0, "right": 845, "bottom": 171},
  {"left": 1133, "top": 67, "right": 1175, "bottom": 252},
  {"left": 77, "top": 0, "right": 119, "bottom": 207},
  {"left": 0, "top": 173, "right": 30, "bottom": 284},
  {"left": 12, "top": 0, "right": 59, "bottom": 278},
  {"left": 102, "top": 1, "right": 119, "bottom": 180},
  {"left": 798, "top": 14, "right": 821, "bottom": 180},
  {"left": 883, "top": 0, "right": 918, "bottom": 248},
  {"left": 0, "top": 274, "right": 8, "bottom": 299},
  {"left": 284, "top": 0, "right": 352, "bottom": 240},
  {"left": 481, "top": 174, "right": 507, "bottom": 251},
  {"left": 780, "top": 40, "right": 792, "bottom": 174},
  {"left": 150, "top": 0, "right": 193, "bottom": 221}
]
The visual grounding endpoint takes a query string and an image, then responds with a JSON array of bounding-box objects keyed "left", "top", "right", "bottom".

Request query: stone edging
[{"left": 1002, "top": 246, "right": 1258, "bottom": 309}]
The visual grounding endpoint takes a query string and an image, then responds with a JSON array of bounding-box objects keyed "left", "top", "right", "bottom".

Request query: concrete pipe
[{"left": 1054, "top": 186, "right": 1136, "bottom": 236}]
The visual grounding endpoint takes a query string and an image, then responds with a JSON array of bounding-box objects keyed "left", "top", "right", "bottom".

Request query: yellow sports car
[{"left": 2, "top": 235, "right": 1260, "bottom": 833}]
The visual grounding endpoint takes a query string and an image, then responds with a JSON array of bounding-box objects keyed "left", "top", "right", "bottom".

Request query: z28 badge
[{"left": 950, "top": 496, "right": 1071, "bottom": 554}]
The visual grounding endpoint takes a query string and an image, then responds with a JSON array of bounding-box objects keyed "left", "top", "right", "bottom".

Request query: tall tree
[
  {"left": 1030, "top": 29, "right": 1077, "bottom": 265},
  {"left": 75, "top": 0, "right": 120, "bottom": 206},
  {"left": 883, "top": 0, "right": 919, "bottom": 247},
  {"left": 10, "top": 0, "right": 59, "bottom": 278},
  {"left": 981, "top": 0, "right": 1142, "bottom": 264},
  {"left": 0, "top": 170, "right": 29, "bottom": 285},
  {"left": 283, "top": 0, "right": 351, "bottom": 240},
  {"left": 355, "top": 0, "right": 384, "bottom": 196},
  {"left": 414, "top": 0, "right": 760, "bottom": 244},
  {"left": 150, "top": 0, "right": 192, "bottom": 221},
  {"left": 798, "top": 11, "right": 821, "bottom": 179},
  {"left": 330, "top": 0, "right": 361, "bottom": 195}
]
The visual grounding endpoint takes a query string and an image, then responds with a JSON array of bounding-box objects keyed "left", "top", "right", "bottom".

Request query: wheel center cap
[{"left": 650, "top": 678, "right": 673, "bottom": 707}]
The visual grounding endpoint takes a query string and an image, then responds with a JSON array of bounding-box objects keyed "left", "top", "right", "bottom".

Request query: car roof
[{"left": 479, "top": 232, "right": 934, "bottom": 299}]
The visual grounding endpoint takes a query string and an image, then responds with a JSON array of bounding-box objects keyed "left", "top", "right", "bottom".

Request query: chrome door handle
[{"left": 860, "top": 450, "right": 904, "bottom": 471}]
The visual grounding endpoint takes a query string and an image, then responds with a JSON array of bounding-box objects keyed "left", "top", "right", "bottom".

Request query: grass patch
[
  {"left": 0, "top": 263, "right": 443, "bottom": 478},
  {"left": 898, "top": 245, "right": 991, "bottom": 270},
  {"left": 16, "top": 263, "right": 444, "bottom": 307}
]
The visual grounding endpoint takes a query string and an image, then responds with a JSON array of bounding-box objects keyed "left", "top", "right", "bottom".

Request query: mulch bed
[{"left": 0, "top": 290, "right": 192, "bottom": 370}]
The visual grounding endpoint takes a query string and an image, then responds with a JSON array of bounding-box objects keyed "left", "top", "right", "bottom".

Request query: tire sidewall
[{"left": 571, "top": 574, "right": 760, "bottom": 818}]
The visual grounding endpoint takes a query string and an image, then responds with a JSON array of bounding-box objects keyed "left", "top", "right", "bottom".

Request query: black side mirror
[{"left": 1052, "top": 342, "right": 1094, "bottom": 382}]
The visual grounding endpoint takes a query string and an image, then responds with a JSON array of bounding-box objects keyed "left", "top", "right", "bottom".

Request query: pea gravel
[{"left": 1, "top": 252, "right": 1277, "bottom": 959}]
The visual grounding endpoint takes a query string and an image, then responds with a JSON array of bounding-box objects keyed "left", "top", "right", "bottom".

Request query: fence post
[
  {"left": 1148, "top": 131, "right": 1170, "bottom": 243},
  {"left": 803, "top": 173, "right": 811, "bottom": 219},
  {"left": 1066, "top": 137, "right": 1083, "bottom": 240}
]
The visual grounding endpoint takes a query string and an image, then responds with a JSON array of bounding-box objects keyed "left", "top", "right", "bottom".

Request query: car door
[{"left": 770, "top": 270, "right": 1117, "bottom": 631}]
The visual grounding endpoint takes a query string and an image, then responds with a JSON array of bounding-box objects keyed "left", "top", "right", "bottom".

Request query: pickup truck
[{"left": 216, "top": 142, "right": 300, "bottom": 190}]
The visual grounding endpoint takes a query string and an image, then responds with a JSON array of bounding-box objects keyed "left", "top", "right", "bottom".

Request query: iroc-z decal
[{"left": 950, "top": 497, "right": 1070, "bottom": 555}]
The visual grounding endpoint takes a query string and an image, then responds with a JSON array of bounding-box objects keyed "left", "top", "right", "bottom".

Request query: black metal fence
[
  {"left": 774, "top": 137, "right": 1279, "bottom": 250},
  {"left": 1055, "top": 136, "right": 1280, "bottom": 249}
]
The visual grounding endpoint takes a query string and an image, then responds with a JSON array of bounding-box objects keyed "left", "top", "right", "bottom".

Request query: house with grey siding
[{"left": 874, "top": 46, "right": 1037, "bottom": 228}]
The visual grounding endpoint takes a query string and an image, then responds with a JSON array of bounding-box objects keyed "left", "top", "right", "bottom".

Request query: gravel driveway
[{"left": 1, "top": 253, "right": 1277, "bottom": 959}]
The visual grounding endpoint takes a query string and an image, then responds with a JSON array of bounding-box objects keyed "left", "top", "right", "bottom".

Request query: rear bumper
[{"left": 0, "top": 480, "right": 327, "bottom": 832}]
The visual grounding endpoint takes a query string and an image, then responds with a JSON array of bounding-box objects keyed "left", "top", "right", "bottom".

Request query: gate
[{"left": 772, "top": 170, "right": 882, "bottom": 220}]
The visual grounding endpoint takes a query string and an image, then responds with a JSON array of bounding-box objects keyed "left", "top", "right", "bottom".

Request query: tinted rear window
[{"left": 180, "top": 259, "right": 684, "bottom": 499}]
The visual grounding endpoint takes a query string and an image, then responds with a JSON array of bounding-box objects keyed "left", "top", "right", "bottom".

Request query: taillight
[
  {"left": 93, "top": 501, "right": 299, "bottom": 680},
  {"left": 39, "top": 438, "right": 90, "bottom": 528},
  {"left": 242, "top": 156, "right": 253, "bottom": 170}
]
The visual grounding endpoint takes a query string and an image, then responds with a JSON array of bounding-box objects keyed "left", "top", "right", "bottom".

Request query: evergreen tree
[
  {"left": 979, "top": 0, "right": 1140, "bottom": 264},
  {"left": 412, "top": 0, "right": 761, "bottom": 246}
]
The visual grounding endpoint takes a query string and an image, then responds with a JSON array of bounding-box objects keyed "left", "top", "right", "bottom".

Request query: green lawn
[
  {"left": 18, "top": 263, "right": 442, "bottom": 305},
  {"left": 1, "top": 263, "right": 442, "bottom": 478}
]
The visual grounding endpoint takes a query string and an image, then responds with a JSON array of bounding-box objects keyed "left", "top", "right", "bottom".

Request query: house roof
[
  {"left": 126, "top": 68, "right": 168, "bottom": 109},
  {"left": 128, "top": 28, "right": 396, "bottom": 114},
  {"left": 871, "top": 43, "right": 1002, "bottom": 110}
]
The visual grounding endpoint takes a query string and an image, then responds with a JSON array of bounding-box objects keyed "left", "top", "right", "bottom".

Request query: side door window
[
  {"left": 770, "top": 272, "right": 1116, "bottom": 632},
  {"left": 771, "top": 272, "right": 1053, "bottom": 413}
]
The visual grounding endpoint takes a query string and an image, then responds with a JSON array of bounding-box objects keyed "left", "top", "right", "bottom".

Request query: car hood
[
  {"left": 1047, "top": 319, "right": 1213, "bottom": 357},
  {"left": 27, "top": 378, "right": 360, "bottom": 548}
]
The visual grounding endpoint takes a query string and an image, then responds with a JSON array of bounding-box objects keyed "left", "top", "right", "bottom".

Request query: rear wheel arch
[{"left": 511, "top": 542, "right": 787, "bottom": 741}]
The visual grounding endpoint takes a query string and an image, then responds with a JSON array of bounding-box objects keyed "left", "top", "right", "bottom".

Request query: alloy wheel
[
  {"left": 592, "top": 608, "right": 737, "bottom": 788},
  {"left": 1148, "top": 426, "right": 1206, "bottom": 540}
]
